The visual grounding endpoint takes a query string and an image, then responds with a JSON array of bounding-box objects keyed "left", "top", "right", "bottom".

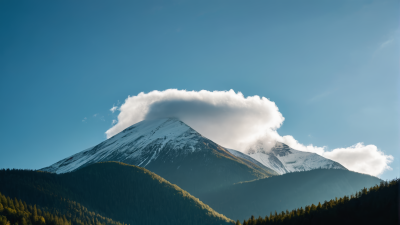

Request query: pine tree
[
  {"left": 256, "top": 216, "right": 263, "bottom": 224},
  {"left": 6, "top": 197, "right": 13, "bottom": 209},
  {"left": 0, "top": 215, "right": 10, "bottom": 225},
  {"left": 13, "top": 197, "right": 19, "bottom": 210},
  {"left": 33, "top": 204, "right": 38, "bottom": 222},
  {"left": 18, "top": 199, "right": 24, "bottom": 211},
  {"left": 21, "top": 217, "right": 28, "bottom": 225}
]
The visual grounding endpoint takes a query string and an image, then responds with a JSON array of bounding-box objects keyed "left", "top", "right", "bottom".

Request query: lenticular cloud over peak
[
  {"left": 106, "top": 89, "right": 393, "bottom": 177},
  {"left": 106, "top": 89, "right": 285, "bottom": 151}
]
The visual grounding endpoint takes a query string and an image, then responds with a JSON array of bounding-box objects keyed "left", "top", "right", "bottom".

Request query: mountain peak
[
  {"left": 245, "top": 142, "right": 347, "bottom": 174},
  {"left": 41, "top": 118, "right": 279, "bottom": 195},
  {"left": 114, "top": 117, "right": 199, "bottom": 143},
  {"left": 41, "top": 118, "right": 203, "bottom": 174}
]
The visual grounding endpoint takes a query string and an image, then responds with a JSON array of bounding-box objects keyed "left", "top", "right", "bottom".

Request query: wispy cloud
[
  {"left": 110, "top": 106, "right": 118, "bottom": 113},
  {"left": 378, "top": 38, "right": 394, "bottom": 50},
  {"left": 93, "top": 113, "right": 105, "bottom": 121}
]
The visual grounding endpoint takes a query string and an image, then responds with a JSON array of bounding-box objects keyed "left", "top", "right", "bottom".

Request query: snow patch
[{"left": 230, "top": 143, "right": 347, "bottom": 175}]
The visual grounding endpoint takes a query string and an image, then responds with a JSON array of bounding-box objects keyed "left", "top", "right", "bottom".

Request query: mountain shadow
[{"left": 198, "top": 169, "right": 382, "bottom": 222}]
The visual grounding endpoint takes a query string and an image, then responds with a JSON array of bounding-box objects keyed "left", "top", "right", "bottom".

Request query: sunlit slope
[
  {"left": 199, "top": 169, "right": 381, "bottom": 222},
  {"left": 0, "top": 162, "right": 234, "bottom": 225},
  {"left": 0, "top": 190, "right": 125, "bottom": 225}
]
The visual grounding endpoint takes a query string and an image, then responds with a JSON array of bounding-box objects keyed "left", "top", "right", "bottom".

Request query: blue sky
[{"left": 0, "top": 0, "right": 398, "bottom": 180}]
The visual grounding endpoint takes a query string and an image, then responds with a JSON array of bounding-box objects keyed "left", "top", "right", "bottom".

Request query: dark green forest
[
  {"left": 0, "top": 162, "right": 233, "bottom": 225},
  {"left": 0, "top": 191, "right": 125, "bottom": 225},
  {"left": 238, "top": 178, "right": 399, "bottom": 225},
  {"left": 0, "top": 162, "right": 397, "bottom": 225}
]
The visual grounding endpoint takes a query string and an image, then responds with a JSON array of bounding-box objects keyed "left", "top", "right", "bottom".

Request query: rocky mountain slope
[
  {"left": 41, "top": 118, "right": 278, "bottom": 195},
  {"left": 228, "top": 142, "right": 346, "bottom": 175}
]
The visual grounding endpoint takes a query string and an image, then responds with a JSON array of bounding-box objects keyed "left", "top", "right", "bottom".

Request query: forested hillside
[
  {"left": 199, "top": 169, "right": 382, "bottom": 221},
  {"left": 239, "top": 178, "right": 399, "bottom": 225},
  {"left": 0, "top": 162, "right": 233, "bottom": 225},
  {"left": 0, "top": 191, "right": 124, "bottom": 225}
]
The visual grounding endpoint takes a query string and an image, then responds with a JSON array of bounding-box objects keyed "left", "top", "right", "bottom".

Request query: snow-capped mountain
[
  {"left": 41, "top": 118, "right": 277, "bottom": 195},
  {"left": 228, "top": 142, "right": 347, "bottom": 175},
  {"left": 42, "top": 118, "right": 202, "bottom": 174}
]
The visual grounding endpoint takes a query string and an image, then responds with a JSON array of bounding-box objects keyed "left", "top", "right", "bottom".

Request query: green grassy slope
[{"left": 0, "top": 162, "right": 234, "bottom": 225}]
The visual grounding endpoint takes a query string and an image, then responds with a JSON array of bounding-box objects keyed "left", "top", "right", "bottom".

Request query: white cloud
[
  {"left": 277, "top": 135, "right": 326, "bottom": 155},
  {"left": 106, "top": 89, "right": 393, "bottom": 177},
  {"left": 112, "top": 119, "right": 117, "bottom": 125},
  {"left": 110, "top": 106, "right": 118, "bottom": 113},
  {"left": 277, "top": 136, "right": 393, "bottom": 176},
  {"left": 323, "top": 143, "right": 393, "bottom": 177},
  {"left": 106, "top": 89, "right": 284, "bottom": 152}
]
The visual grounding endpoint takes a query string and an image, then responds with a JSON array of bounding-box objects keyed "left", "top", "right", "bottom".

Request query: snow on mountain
[
  {"left": 41, "top": 118, "right": 281, "bottom": 196},
  {"left": 228, "top": 142, "right": 347, "bottom": 175},
  {"left": 41, "top": 118, "right": 203, "bottom": 174},
  {"left": 42, "top": 117, "right": 345, "bottom": 177},
  {"left": 225, "top": 148, "right": 272, "bottom": 172}
]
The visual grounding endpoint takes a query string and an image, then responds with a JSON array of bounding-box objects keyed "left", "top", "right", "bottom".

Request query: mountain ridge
[
  {"left": 229, "top": 142, "right": 347, "bottom": 175},
  {"left": 41, "top": 118, "right": 278, "bottom": 195}
]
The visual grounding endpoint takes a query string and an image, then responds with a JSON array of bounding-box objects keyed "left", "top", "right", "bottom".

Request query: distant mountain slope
[
  {"left": 229, "top": 142, "right": 346, "bottom": 174},
  {"left": 241, "top": 178, "right": 399, "bottom": 225},
  {"left": 198, "top": 169, "right": 381, "bottom": 222},
  {"left": 0, "top": 162, "right": 234, "bottom": 225},
  {"left": 42, "top": 118, "right": 278, "bottom": 195}
]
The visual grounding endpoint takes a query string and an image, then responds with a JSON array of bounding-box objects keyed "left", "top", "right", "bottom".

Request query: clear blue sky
[{"left": 0, "top": 0, "right": 398, "bottom": 180}]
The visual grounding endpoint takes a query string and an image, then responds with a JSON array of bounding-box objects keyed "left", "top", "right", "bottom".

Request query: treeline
[
  {"left": 0, "top": 191, "right": 125, "bottom": 225},
  {"left": 0, "top": 162, "right": 233, "bottom": 225},
  {"left": 238, "top": 178, "right": 399, "bottom": 225}
]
